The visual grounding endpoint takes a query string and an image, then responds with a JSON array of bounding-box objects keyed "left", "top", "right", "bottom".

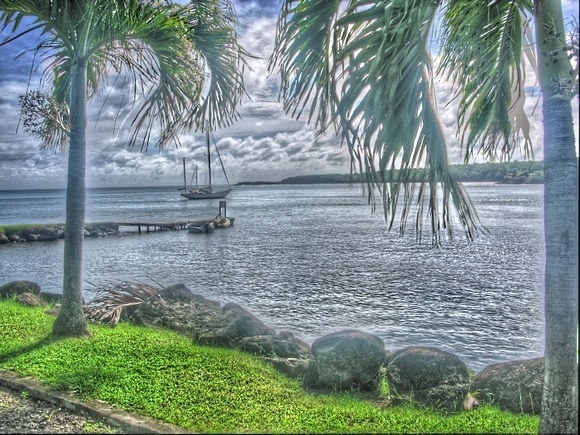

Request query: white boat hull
[{"left": 181, "top": 188, "right": 231, "bottom": 200}]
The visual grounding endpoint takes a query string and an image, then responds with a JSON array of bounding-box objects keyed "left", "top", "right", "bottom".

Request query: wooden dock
[
  {"left": 116, "top": 218, "right": 232, "bottom": 233},
  {"left": 117, "top": 221, "right": 189, "bottom": 233},
  {"left": 100, "top": 201, "right": 233, "bottom": 234}
]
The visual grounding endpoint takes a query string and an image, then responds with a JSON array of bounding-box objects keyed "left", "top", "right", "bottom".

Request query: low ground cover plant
[{"left": 0, "top": 300, "right": 539, "bottom": 434}]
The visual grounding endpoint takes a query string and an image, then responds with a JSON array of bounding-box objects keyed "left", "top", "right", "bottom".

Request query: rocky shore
[
  {"left": 0, "top": 223, "right": 120, "bottom": 244},
  {"left": 1, "top": 279, "right": 547, "bottom": 417},
  {"left": 0, "top": 218, "right": 234, "bottom": 244}
]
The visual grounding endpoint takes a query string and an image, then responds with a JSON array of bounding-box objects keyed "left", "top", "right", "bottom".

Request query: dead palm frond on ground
[{"left": 84, "top": 281, "right": 161, "bottom": 326}]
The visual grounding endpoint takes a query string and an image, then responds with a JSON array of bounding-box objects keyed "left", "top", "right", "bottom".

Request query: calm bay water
[{"left": 0, "top": 183, "right": 545, "bottom": 372}]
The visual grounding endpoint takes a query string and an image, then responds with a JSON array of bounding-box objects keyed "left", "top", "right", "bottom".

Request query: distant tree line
[{"left": 273, "top": 161, "right": 547, "bottom": 185}]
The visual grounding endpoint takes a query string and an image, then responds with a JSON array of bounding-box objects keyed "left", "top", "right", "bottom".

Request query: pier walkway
[
  {"left": 116, "top": 200, "right": 231, "bottom": 233},
  {"left": 117, "top": 218, "right": 226, "bottom": 233}
]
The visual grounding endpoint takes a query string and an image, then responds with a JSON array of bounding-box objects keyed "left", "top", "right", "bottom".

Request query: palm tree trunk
[
  {"left": 52, "top": 57, "right": 89, "bottom": 337},
  {"left": 534, "top": 1, "right": 578, "bottom": 433}
]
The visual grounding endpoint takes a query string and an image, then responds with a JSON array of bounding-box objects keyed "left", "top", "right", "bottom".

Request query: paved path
[{"left": 0, "top": 371, "right": 189, "bottom": 434}]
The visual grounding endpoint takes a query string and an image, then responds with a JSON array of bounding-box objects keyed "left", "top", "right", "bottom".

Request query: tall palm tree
[
  {"left": 0, "top": 0, "right": 249, "bottom": 337},
  {"left": 270, "top": 0, "right": 578, "bottom": 433}
]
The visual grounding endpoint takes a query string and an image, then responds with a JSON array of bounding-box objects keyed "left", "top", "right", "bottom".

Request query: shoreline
[{"left": 0, "top": 218, "right": 235, "bottom": 244}]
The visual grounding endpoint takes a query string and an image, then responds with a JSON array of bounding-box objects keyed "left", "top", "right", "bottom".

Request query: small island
[{"left": 237, "top": 160, "right": 546, "bottom": 185}]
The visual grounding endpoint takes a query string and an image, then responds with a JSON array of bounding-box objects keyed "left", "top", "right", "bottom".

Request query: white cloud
[{"left": 0, "top": 4, "right": 578, "bottom": 190}]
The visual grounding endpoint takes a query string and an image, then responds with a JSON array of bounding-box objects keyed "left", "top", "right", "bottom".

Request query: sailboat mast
[
  {"left": 206, "top": 129, "right": 212, "bottom": 189},
  {"left": 182, "top": 157, "right": 186, "bottom": 190}
]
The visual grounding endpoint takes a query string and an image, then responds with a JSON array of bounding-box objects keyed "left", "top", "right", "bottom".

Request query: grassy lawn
[{"left": 0, "top": 300, "right": 539, "bottom": 434}]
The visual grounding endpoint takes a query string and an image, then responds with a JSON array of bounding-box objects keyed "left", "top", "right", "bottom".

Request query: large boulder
[
  {"left": 196, "top": 303, "right": 277, "bottom": 347},
  {"left": 26, "top": 234, "right": 38, "bottom": 242},
  {"left": 309, "top": 330, "right": 386, "bottom": 391},
  {"left": 470, "top": 357, "right": 544, "bottom": 415},
  {"left": 0, "top": 233, "right": 9, "bottom": 244},
  {"left": 132, "top": 285, "right": 276, "bottom": 350},
  {"left": 131, "top": 283, "right": 222, "bottom": 334},
  {"left": 0, "top": 280, "right": 41, "bottom": 300},
  {"left": 237, "top": 331, "right": 311, "bottom": 359},
  {"left": 386, "top": 346, "right": 470, "bottom": 412},
  {"left": 8, "top": 234, "right": 22, "bottom": 243},
  {"left": 39, "top": 291, "right": 63, "bottom": 304},
  {"left": 236, "top": 330, "right": 315, "bottom": 381},
  {"left": 38, "top": 227, "right": 64, "bottom": 241},
  {"left": 265, "top": 356, "right": 318, "bottom": 382}
]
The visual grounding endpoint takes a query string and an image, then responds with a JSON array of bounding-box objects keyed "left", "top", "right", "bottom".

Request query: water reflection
[{"left": 0, "top": 183, "right": 545, "bottom": 372}]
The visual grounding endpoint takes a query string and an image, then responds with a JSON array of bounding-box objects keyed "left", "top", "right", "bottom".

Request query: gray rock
[
  {"left": 87, "top": 229, "right": 107, "bottom": 238},
  {"left": 132, "top": 283, "right": 222, "bottom": 335},
  {"left": 0, "top": 280, "right": 41, "bottom": 300},
  {"left": 0, "top": 233, "right": 11, "bottom": 244},
  {"left": 39, "top": 291, "right": 63, "bottom": 304},
  {"left": 157, "top": 284, "right": 214, "bottom": 305},
  {"left": 38, "top": 227, "right": 64, "bottom": 241},
  {"left": 386, "top": 346, "right": 470, "bottom": 412},
  {"left": 309, "top": 329, "right": 386, "bottom": 391},
  {"left": 26, "top": 234, "right": 38, "bottom": 242},
  {"left": 89, "top": 222, "right": 119, "bottom": 233},
  {"left": 237, "top": 333, "right": 311, "bottom": 358},
  {"left": 197, "top": 303, "right": 276, "bottom": 347},
  {"left": 264, "top": 356, "right": 317, "bottom": 381},
  {"left": 471, "top": 357, "right": 544, "bottom": 415}
]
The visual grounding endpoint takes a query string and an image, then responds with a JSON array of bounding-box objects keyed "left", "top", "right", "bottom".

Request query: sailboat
[{"left": 181, "top": 129, "right": 231, "bottom": 200}]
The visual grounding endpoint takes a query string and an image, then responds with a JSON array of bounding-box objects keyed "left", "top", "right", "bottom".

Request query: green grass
[{"left": 0, "top": 300, "right": 539, "bottom": 434}]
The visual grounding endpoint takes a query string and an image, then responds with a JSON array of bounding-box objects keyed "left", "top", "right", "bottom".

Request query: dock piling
[{"left": 218, "top": 201, "right": 227, "bottom": 218}]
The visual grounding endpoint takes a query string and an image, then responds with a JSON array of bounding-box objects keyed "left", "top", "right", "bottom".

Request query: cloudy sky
[{"left": 0, "top": 1, "right": 578, "bottom": 190}]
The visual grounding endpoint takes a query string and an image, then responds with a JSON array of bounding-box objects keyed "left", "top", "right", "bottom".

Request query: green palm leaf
[
  {"left": 269, "top": 0, "right": 342, "bottom": 130},
  {"left": 181, "top": 0, "right": 254, "bottom": 133},
  {"left": 1, "top": 0, "right": 249, "bottom": 150},
  {"left": 271, "top": 0, "right": 482, "bottom": 244},
  {"left": 437, "top": 0, "right": 535, "bottom": 162}
]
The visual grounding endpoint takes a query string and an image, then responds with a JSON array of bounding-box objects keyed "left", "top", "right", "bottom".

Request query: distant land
[{"left": 238, "top": 160, "right": 546, "bottom": 186}]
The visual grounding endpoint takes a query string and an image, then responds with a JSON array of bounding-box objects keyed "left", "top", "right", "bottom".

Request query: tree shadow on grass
[{"left": 0, "top": 335, "right": 62, "bottom": 365}]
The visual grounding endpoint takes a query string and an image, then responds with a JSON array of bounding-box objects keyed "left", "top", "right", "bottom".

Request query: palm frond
[
  {"left": 181, "top": 0, "right": 255, "bottom": 133},
  {"left": 438, "top": 0, "right": 535, "bottom": 162},
  {"left": 270, "top": 0, "right": 483, "bottom": 244},
  {"left": 86, "top": 0, "right": 207, "bottom": 150},
  {"left": 1, "top": 0, "right": 251, "bottom": 151},
  {"left": 84, "top": 280, "right": 161, "bottom": 326},
  {"left": 269, "top": 0, "right": 342, "bottom": 131},
  {"left": 18, "top": 90, "right": 69, "bottom": 151}
]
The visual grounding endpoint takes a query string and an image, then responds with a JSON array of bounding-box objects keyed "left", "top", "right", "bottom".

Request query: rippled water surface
[{"left": 0, "top": 183, "right": 545, "bottom": 372}]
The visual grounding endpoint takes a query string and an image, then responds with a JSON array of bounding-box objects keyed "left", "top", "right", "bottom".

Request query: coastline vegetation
[
  {"left": 240, "top": 160, "right": 547, "bottom": 185},
  {"left": 0, "top": 164, "right": 542, "bottom": 237},
  {"left": 0, "top": 299, "right": 539, "bottom": 434},
  {"left": 0, "top": 161, "right": 544, "bottom": 236}
]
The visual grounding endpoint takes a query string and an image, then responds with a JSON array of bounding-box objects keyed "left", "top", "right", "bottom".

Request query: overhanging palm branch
[
  {"left": 269, "top": 0, "right": 341, "bottom": 130},
  {"left": 84, "top": 280, "right": 162, "bottom": 326},
  {"left": 1, "top": 0, "right": 249, "bottom": 151},
  {"left": 437, "top": 0, "right": 535, "bottom": 162},
  {"left": 270, "top": 0, "right": 482, "bottom": 244},
  {"left": 181, "top": 0, "right": 255, "bottom": 133},
  {"left": 18, "top": 90, "right": 69, "bottom": 151}
]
